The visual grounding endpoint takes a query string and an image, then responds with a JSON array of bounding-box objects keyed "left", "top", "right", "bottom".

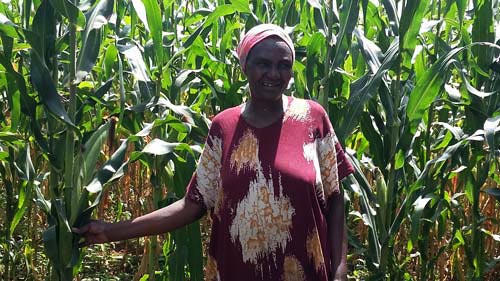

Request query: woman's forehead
[{"left": 248, "top": 38, "right": 293, "bottom": 60}]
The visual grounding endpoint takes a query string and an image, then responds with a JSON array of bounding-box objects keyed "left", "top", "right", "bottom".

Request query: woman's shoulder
[
  {"left": 210, "top": 104, "right": 243, "bottom": 127},
  {"left": 287, "top": 96, "right": 327, "bottom": 118}
]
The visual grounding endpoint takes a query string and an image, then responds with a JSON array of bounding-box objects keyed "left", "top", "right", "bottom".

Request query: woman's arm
[
  {"left": 74, "top": 196, "right": 204, "bottom": 246},
  {"left": 327, "top": 190, "right": 347, "bottom": 281}
]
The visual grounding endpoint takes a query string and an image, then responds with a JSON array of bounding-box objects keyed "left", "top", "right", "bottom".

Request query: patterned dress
[{"left": 186, "top": 96, "right": 354, "bottom": 281}]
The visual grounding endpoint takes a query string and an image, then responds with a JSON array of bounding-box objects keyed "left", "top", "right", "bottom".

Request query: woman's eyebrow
[
  {"left": 251, "top": 57, "right": 271, "bottom": 63},
  {"left": 253, "top": 57, "right": 292, "bottom": 63}
]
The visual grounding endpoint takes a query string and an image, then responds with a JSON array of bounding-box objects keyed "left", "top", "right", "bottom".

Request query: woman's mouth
[{"left": 263, "top": 82, "right": 280, "bottom": 87}]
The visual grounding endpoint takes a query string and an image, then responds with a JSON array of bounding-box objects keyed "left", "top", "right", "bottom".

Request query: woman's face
[{"left": 244, "top": 37, "right": 293, "bottom": 102}]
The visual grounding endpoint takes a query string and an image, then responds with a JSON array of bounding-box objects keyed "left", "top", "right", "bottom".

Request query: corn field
[{"left": 0, "top": 0, "right": 499, "bottom": 280}]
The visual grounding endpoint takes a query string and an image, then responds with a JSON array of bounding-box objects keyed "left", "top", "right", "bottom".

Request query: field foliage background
[{"left": 0, "top": 0, "right": 499, "bottom": 280}]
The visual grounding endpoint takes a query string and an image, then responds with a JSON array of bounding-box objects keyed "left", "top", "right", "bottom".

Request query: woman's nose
[{"left": 267, "top": 65, "right": 280, "bottom": 79}]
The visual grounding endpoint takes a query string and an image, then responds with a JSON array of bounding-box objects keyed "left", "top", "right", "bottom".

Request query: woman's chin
[{"left": 250, "top": 89, "right": 285, "bottom": 101}]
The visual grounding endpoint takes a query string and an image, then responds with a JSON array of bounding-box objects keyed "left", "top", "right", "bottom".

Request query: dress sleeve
[
  {"left": 185, "top": 122, "right": 223, "bottom": 210},
  {"left": 316, "top": 107, "right": 354, "bottom": 202}
]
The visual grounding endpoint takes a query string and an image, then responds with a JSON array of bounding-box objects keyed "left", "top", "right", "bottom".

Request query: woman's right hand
[
  {"left": 71, "top": 197, "right": 204, "bottom": 247},
  {"left": 73, "top": 220, "right": 111, "bottom": 246}
]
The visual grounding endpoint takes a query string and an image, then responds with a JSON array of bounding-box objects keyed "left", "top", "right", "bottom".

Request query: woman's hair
[{"left": 236, "top": 23, "right": 295, "bottom": 71}]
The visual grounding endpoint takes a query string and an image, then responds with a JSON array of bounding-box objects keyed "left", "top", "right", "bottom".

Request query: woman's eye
[{"left": 279, "top": 63, "right": 292, "bottom": 70}]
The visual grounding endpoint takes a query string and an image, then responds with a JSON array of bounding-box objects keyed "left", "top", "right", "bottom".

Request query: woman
[{"left": 74, "top": 24, "right": 353, "bottom": 281}]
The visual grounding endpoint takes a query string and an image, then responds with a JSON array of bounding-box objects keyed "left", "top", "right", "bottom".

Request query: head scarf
[{"left": 236, "top": 24, "right": 295, "bottom": 72}]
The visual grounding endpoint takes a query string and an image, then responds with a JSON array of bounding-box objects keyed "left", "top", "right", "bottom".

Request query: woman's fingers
[
  {"left": 72, "top": 221, "right": 108, "bottom": 247},
  {"left": 72, "top": 225, "right": 86, "bottom": 234}
]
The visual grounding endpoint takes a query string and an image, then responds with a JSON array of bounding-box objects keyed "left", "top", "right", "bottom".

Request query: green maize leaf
[
  {"left": 42, "top": 225, "right": 60, "bottom": 266},
  {"left": 407, "top": 42, "right": 500, "bottom": 133},
  {"left": 331, "top": 0, "right": 359, "bottom": 71},
  {"left": 387, "top": 193, "right": 413, "bottom": 247},
  {"left": 76, "top": 78, "right": 113, "bottom": 122},
  {"left": 153, "top": 116, "right": 190, "bottom": 134},
  {"left": 344, "top": 155, "right": 380, "bottom": 266},
  {"left": 172, "top": 154, "right": 196, "bottom": 196},
  {"left": 0, "top": 52, "right": 37, "bottom": 123},
  {"left": 484, "top": 115, "right": 500, "bottom": 153},
  {"left": 417, "top": 140, "right": 467, "bottom": 184},
  {"left": 30, "top": 51, "right": 77, "bottom": 129},
  {"left": 433, "top": 35, "right": 498, "bottom": 99},
  {"left": 155, "top": 96, "right": 205, "bottom": 126},
  {"left": 7, "top": 82, "right": 20, "bottom": 132},
  {"left": 31, "top": 0, "right": 56, "bottom": 63},
  {"left": 219, "top": 19, "right": 240, "bottom": 62},
  {"left": 471, "top": 0, "right": 495, "bottom": 71},
  {"left": 170, "top": 229, "right": 189, "bottom": 279},
  {"left": 374, "top": 168, "right": 388, "bottom": 235},
  {"left": 464, "top": 174, "right": 476, "bottom": 225},
  {"left": 252, "top": 0, "right": 264, "bottom": 20},
  {"left": 381, "top": 0, "right": 398, "bottom": 34},
  {"left": 81, "top": 122, "right": 111, "bottom": 185},
  {"left": 84, "top": 138, "right": 129, "bottom": 195},
  {"left": 339, "top": 38, "right": 398, "bottom": 140},
  {"left": 185, "top": 8, "right": 212, "bottom": 26},
  {"left": 406, "top": 49, "right": 460, "bottom": 132},
  {"left": 104, "top": 43, "right": 118, "bottom": 78},
  {"left": 117, "top": 42, "right": 151, "bottom": 82},
  {"left": 44, "top": 199, "right": 75, "bottom": 275},
  {"left": 434, "top": 122, "right": 465, "bottom": 140},
  {"left": 1, "top": 31, "right": 13, "bottom": 63},
  {"left": 0, "top": 131, "right": 22, "bottom": 143},
  {"left": 360, "top": 112, "right": 384, "bottom": 167},
  {"left": 480, "top": 228, "right": 500, "bottom": 242},
  {"left": 134, "top": 122, "right": 154, "bottom": 138},
  {"left": 306, "top": 0, "right": 322, "bottom": 9},
  {"left": 306, "top": 32, "right": 325, "bottom": 94},
  {"left": 14, "top": 143, "right": 35, "bottom": 181},
  {"left": 483, "top": 188, "right": 500, "bottom": 204},
  {"left": 455, "top": 0, "right": 467, "bottom": 23},
  {"left": 35, "top": 184, "right": 51, "bottom": 215},
  {"left": 130, "top": 0, "right": 149, "bottom": 31},
  {"left": 452, "top": 229, "right": 465, "bottom": 250},
  {"left": 420, "top": 19, "right": 441, "bottom": 34},
  {"left": 210, "top": 17, "right": 219, "bottom": 61},
  {"left": 409, "top": 195, "right": 433, "bottom": 252},
  {"left": 76, "top": 0, "right": 114, "bottom": 84},
  {"left": 311, "top": 5, "right": 326, "bottom": 33},
  {"left": 53, "top": 198, "right": 71, "bottom": 232},
  {"left": 323, "top": 0, "right": 340, "bottom": 24},
  {"left": 400, "top": 0, "right": 430, "bottom": 51},
  {"left": 204, "top": 5, "right": 238, "bottom": 28},
  {"left": 461, "top": 72, "right": 497, "bottom": 98},
  {"left": 92, "top": 78, "right": 114, "bottom": 101},
  {"left": 143, "top": 0, "right": 163, "bottom": 69},
  {"left": 142, "top": 139, "right": 180, "bottom": 156},
  {"left": 78, "top": 149, "right": 128, "bottom": 223},
  {"left": 0, "top": 152, "right": 9, "bottom": 161},
  {"left": 184, "top": 22, "right": 212, "bottom": 49},
  {"left": 186, "top": 222, "right": 203, "bottom": 280},
  {"left": 10, "top": 181, "right": 31, "bottom": 236},
  {"left": 354, "top": 28, "right": 383, "bottom": 73},
  {"left": 169, "top": 155, "right": 202, "bottom": 280},
  {"left": 231, "top": 0, "right": 251, "bottom": 13},
  {"left": 0, "top": 13, "right": 22, "bottom": 38},
  {"left": 48, "top": 0, "right": 86, "bottom": 29},
  {"left": 171, "top": 69, "right": 202, "bottom": 102}
]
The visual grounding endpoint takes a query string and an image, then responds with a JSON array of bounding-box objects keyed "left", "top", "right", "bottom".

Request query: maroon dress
[{"left": 187, "top": 96, "right": 354, "bottom": 281}]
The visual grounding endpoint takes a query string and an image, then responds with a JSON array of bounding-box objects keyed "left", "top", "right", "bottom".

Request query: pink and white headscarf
[{"left": 236, "top": 24, "right": 295, "bottom": 72}]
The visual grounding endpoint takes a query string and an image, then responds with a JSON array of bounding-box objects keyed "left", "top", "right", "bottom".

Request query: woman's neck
[
  {"left": 245, "top": 95, "right": 285, "bottom": 115},
  {"left": 241, "top": 95, "right": 288, "bottom": 128}
]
